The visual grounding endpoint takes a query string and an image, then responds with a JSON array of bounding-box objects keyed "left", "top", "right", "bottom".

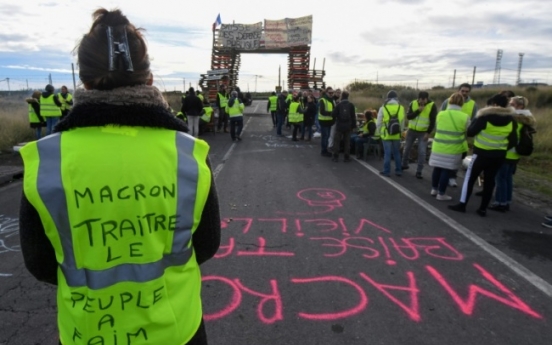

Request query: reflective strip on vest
[
  {"left": 40, "top": 95, "right": 62, "bottom": 117},
  {"left": 34, "top": 133, "right": 198, "bottom": 290},
  {"left": 506, "top": 124, "right": 523, "bottom": 160},
  {"left": 28, "top": 104, "right": 41, "bottom": 123},
  {"left": 408, "top": 101, "right": 433, "bottom": 131},
  {"left": 268, "top": 96, "right": 278, "bottom": 111},
  {"left": 448, "top": 99, "right": 475, "bottom": 117},
  {"left": 319, "top": 98, "right": 333, "bottom": 121},
  {"left": 474, "top": 123, "right": 512, "bottom": 151},
  {"left": 288, "top": 102, "right": 303, "bottom": 123},
  {"left": 201, "top": 107, "right": 213, "bottom": 122}
]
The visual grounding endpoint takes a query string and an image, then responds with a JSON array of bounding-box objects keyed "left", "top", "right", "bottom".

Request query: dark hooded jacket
[
  {"left": 467, "top": 106, "right": 517, "bottom": 158},
  {"left": 19, "top": 85, "right": 221, "bottom": 285}
]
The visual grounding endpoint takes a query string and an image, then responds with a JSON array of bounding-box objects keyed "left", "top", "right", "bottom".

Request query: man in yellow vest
[
  {"left": 58, "top": 85, "right": 74, "bottom": 119},
  {"left": 318, "top": 87, "right": 336, "bottom": 156},
  {"left": 376, "top": 90, "right": 406, "bottom": 177},
  {"left": 448, "top": 93, "right": 516, "bottom": 216},
  {"left": 226, "top": 90, "right": 245, "bottom": 141},
  {"left": 441, "top": 83, "right": 479, "bottom": 187},
  {"left": 402, "top": 91, "right": 438, "bottom": 179},
  {"left": 40, "top": 84, "right": 62, "bottom": 135},
  {"left": 267, "top": 91, "right": 278, "bottom": 127}
]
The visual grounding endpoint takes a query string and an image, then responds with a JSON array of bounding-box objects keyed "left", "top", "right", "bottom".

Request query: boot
[{"left": 448, "top": 202, "right": 466, "bottom": 213}]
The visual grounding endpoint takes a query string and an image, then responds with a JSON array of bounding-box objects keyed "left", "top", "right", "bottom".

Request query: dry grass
[{"left": 0, "top": 95, "right": 36, "bottom": 151}]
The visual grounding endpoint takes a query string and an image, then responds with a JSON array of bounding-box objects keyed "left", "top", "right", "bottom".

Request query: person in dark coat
[
  {"left": 300, "top": 94, "right": 317, "bottom": 141},
  {"left": 181, "top": 86, "right": 204, "bottom": 137},
  {"left": 331, "top": 91, "right": 357, "bottom": 162}
]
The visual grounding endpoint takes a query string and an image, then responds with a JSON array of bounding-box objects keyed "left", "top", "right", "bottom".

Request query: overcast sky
[{"left": 1, "top": 0, "right": 551, "bottom": 93}]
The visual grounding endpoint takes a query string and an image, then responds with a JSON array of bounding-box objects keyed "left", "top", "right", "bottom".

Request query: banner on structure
[{"left": 219, "top": 22, "right": 263, "bottom": 50}]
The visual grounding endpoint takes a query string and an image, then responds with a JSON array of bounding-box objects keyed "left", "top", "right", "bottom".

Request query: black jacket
[
  {"left": 468, "top": 106, "right": 517, "bottom": 158},
  {"left": 181, "top": 94, "right": 204, "bottom": 116},
  {"left": 19, "top": 86, "right": 221, "bottom": 285},
  {"left": 276, "top": 94, "right": 290, "bottom": 114},
  {"left": 332, "top": 99, "right": 356, "bottom": 132}
]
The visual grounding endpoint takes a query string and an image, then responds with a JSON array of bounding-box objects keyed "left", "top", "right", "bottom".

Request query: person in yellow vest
[
  {"left": 351, "top": 110, "right": 378, "bottom": 158},
  {"left": 288, "top": 95, "right": 305, "bottom": 141},
  {"left": 58, "top": 85, "right": 73, "bottom": 119},
  {"left": 18, "top": 9, "right": 220, "bottom": 345},
  {"left": 199, "top": 98, "right": 214, "bottom": 134},
  {"left": 25, "top": 90, "right": 46, "bottom": 139},
  {"left": 402, "top": 91, "right": 438, "bottom": 179},
  {"left": 226, "top": 90, "right": 245, "bottom": 141},
  {"left": 318, "top": 87, "right": 336, "bottom": 156},
  {"left": 285, "top": 90, "right": 293, "bottom": 129},
  {"left": 376, "top": 90, "right": 406, "bottom": 177},
  {"left": 440, "top": 83, "right": 479, "bottom": 187},
  {"left": 40, "top": 84, "right": 62, "bottom": 135},
  {"left": 489, "top": 95, "right": 536, "bottom": 212},
  {"left": 216, "top": 84, "right": 229, "bottom": 133},
  {"left": 428, "top": 93, "right": 470, "bottom": 200},
  {"left": 448, "top": 93, "right": 516, "bottom": 216},
  {"left": 267, "top": 91, "right": 278, "bottom": 127}
]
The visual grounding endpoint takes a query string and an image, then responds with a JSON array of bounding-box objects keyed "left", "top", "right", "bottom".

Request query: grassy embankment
[{"left": 2, "top": 87, "right": 551, "bottom": 199}]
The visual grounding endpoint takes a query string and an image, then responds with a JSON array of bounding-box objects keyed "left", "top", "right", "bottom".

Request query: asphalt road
[{"left": 1, "top": 100, "right": 552, "bottom": 345}]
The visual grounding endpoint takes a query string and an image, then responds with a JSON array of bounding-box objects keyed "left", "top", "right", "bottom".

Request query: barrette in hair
[{"left": 107, "top": 26, "right": 134, "bottom": 72}]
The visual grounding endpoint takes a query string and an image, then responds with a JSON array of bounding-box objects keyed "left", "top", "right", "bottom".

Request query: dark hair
[
  {"left": 486, "top": 93, "right": 509, "bottom": 107},
  {"left": 364, "top": 110, "right": 373, "bottom": 120},
  {"left": 189, "top": 87, "right": 195, "bottom": 94},
  {"left": 341, "top": 91, "right": 350, "bottom": 99},
  {"left": 45, "top": 84, "right": 54, "bottom": 92},
  {"left": 499, "top": 90, "right": 516, "bottom": 98},
  {"left": 418, "top": 91, "right": 429, "bottom": 99},
  {"left": 458, "top": 83, "right": 471, "bottom": 91},
  {"left": 76, "top": 8, "right": 150, "bottom": 90}
]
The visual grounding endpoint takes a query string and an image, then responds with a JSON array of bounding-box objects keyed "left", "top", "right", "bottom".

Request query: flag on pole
[{"left": 212, "top": 13, "right": 222, "bottom": 32}]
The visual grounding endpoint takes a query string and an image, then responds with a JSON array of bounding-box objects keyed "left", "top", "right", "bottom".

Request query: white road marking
[
  {"left": 212, "top": 116, "right": 253, "bottom": 180},
  {"left": 356, "top": 158, "right": 552, "bottom": 299}
]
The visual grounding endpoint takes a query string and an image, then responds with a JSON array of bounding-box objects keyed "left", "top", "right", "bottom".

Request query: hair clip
[{"left": 107, "top": 26, "right": 134, "bottom": 72}]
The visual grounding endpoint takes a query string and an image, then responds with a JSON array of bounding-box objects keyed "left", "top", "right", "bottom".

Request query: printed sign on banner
[{"left": 220, "top": 22, "right": 263, "bottom": 50}]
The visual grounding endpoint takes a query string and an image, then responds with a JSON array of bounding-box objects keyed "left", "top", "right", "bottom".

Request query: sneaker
[
  {"left": 415, "top": 172, "right": 423, "bottom": 179},
  {"left": 430, "top": 189, "right": 438, "bottom": 196},
  {"left": 395, "top": 173, "right": 402, "bottom": 177},
  {"left": 476, "top": 209, "right": 487, "bottom": 217},
  {"left": 313, "top": 132, "right": 321, "bottom": 138},
  {"left": 448, "top": 203, "right": 466, "bottom": 213},
  {"left": 542, "top": 220, "right": 552, "bottom": 228},
  {"left": 544, "top": 215, "right": 552, "bottom": 221},
  {"left": 436, "top": 194, "right": 452, "bottom": 201},
  {"left": 448, "top": 178, "right": 458, "bottom": 187},
  {"left": 488, "top": 204, "right": 507, "bottom": 212},
  {"left": 379, "top": 171, "right": 390, "bottom": 177}
]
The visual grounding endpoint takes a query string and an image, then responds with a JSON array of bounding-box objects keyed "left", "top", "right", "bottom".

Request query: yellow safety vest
[
  {"left": 58, "top": 93, "right": 73, "bottom": 112},
  {"left": 201, "top": 106, "right": 213, "bottom": 122},
  {"left": 409, "top": 101, "right": 433, "bottom": 131},
  {"left": 28, "top": 104, "right": 42, "bottom": 124},
  {"left": 40, "top": 94, "right": 62, "bottom": 117},
  {"left": 506, "top": 123, "right": 524, "bottom": 160},
  {"left": 380, "top": 104, "right": 405, "bottom": 140},
  {"left": 288, "top": 102, "right": 303, "bottom": 124},
  {"left": 318, "top": 98, "right": 333, "bottom": 121},
  {"left": 361, "top": 119, "right": 380, "bottom": 140},
  {"left": 431, "top": 110, "right": 469, "bottom": 155},
  {"left": 226, "top": 100, "right": 244, "bottom": 117},
  {"left": 268, "top": 96, "right": 278, "bottom": 111},
  {"left": 474, "top": 122, "right": 513, "bottom": 151},
  {"left": 198, "top": 94, "right": 204, "bottom": 102},
  {"left": 218, "top": 93, "right": 228, "bottom": 108},
  {"left": 20, "top": 126, "right": 211, "bottom": 345}
]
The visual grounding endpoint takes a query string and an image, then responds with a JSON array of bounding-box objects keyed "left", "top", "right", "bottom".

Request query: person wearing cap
[
  {"left": 19, "top": 8, "right": 220, "bottom": 345},
  {"left": 402, "top": 91, "right": 437, "bottom": 179},
  {"left": 440, "top": 83, "right": 479, "bottom": 187},
  {"left": 376, "top": 90, "right": 406, "bottom": 177},
  {"left": 40, "top": 84, "right": 62, "bottom": 135}
]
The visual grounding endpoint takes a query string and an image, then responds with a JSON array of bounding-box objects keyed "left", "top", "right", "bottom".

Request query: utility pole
[
  {"left": 471, "top": 66, "right": 476, "bottom": 86},
  {"left": 278, "top": 65, "right": 281, "bottom": 87},
  {"left": 416, "top": 79, "right": 419, "bottom": 90},
  {"left": 516, "top": 53, "right": 525, "bottom": 85},
  {"left": 6, "top": 78, "right": 10, "bottom": 95},
  {"left": 49, "top": 73, "right": 52, "bottom": 85},
  {"left": 183, "top": 78, "right": 185, "bottom": 92},
  {"left": 26, "top": 79, "right": 29, "bottom": 90},
  {"left": 71, "top": 63, "right": 77, "bottom": 92},
  {"left": 452, "top": 69, "right": 456, "bottom": 89}
]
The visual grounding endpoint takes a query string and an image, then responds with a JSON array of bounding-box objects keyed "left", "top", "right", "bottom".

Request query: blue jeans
[
  {"left": 494, "top": 162, "right": 516, "bottom": 205},
  {"left": 45, "top": 117, "right": 59, "bottom": 135},
  {"left": 402, "top": 129, "right": 428, "bottom": 173},
  {"left": 320, "top": 126, "right": 331, "bottom": 153},
  {"left": 382, "top": 140, "right": 402, "bottom": 175},
  {"left": 276, "top": 113, "right": 286, "bottom": 135},
  {"left": 315, "top": 113, "right": 321, "bottom": 133},
  {"left": 301, "top": 123, "right": 313, "bottom": 139},
  {"left": 432, "top": 167, "right": 452, "bottom": 195},
  {"left": 35, "top": 128, "right": 43, "bottom": 140},
  {"left": 230, "top": 116, "right": 243, "bottom": 140}
]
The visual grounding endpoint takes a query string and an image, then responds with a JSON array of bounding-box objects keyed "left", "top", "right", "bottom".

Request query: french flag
[{"left": 212, "top": 13, "right": 222, "bottom": 31}]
